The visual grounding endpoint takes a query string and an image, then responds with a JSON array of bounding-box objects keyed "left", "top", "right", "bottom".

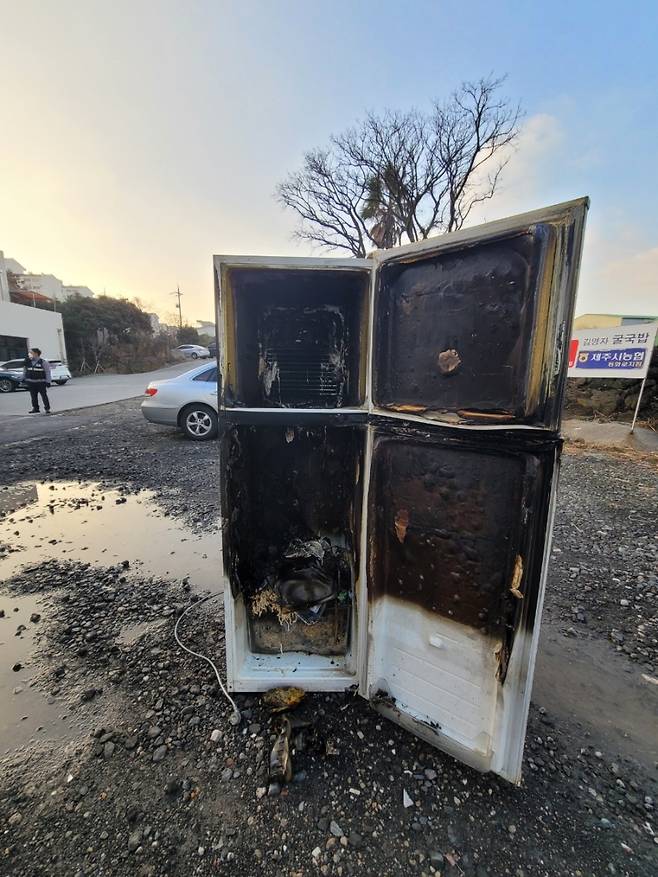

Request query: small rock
[
  {"left": 30, "top": 613, "right": 41, "bottom": 623},
  {"left": 164, "top": 778, "right": 182, "bottom": 797},
  {"left": 128, "top": 830, "right": 142, "bottom": 853},
  {"left": 8, "top": 812, "right": 22, "bottom": 827},
  {"left": 12, "top": 662, "right": 22, "bottom": 672},
  {"left": 103, "top": 742, "right": 115, "bottom": 759},
  {"left": 152, "top": 745, "right": 167, "bottom": 763},
  {"left": 330, "top": 820, "right": 343, "bottom": 837},
  {"left": 210, "top": 729, "right": 221, "bottom": 743}
]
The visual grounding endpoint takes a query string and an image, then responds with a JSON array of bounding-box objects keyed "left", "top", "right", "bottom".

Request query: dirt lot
[{"left": 0, "top": 401, "right": 656, "bottom": 877}]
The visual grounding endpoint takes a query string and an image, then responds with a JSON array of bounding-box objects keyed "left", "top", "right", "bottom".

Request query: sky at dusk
[{"left": 1, "top": 0, "right": 657, "bottom": 324}]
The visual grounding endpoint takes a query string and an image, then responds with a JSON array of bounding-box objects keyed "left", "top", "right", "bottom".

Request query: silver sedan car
[{"left": 141, "top": 363, "right": 219, "bottom": 440}]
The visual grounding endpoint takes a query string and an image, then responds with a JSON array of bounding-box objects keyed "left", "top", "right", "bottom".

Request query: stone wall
[{"left": 564, "top": 348, "right": 657, "bottom": 422}]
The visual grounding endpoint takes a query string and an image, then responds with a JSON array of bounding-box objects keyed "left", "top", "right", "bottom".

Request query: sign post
[
  {"left": 567, "top": 321, "right": 658, "bottom": 433},
  {"left": 629, "top": 375, "right": 648, "bottom": 433}
]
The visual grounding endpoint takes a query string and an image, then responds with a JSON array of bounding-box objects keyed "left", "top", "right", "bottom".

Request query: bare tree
[{"left": 277, "top": 76, "right": 521, "bottom": 257}]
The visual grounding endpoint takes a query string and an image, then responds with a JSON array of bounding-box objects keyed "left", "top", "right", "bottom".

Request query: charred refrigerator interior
[{"left": 215, "top": 198, "right": 588, "bottom": 783}]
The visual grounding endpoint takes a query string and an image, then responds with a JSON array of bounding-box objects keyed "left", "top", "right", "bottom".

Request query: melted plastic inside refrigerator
[{"left": 216, "top": 198, "right": 588, "bottom": 782}]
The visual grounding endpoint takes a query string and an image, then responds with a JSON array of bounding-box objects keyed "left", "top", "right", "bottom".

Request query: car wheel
[
  {"left": 54, "top": 380, "right": 68, "bottom": 385},
  {"left": 191, "top": 352, "right": 198, "bottom": 359},
  {"left": 180, "top": 404, "right": 218, "bottom": 441},
  {"left": 0, "top": 378, "right": 15, "bottom": 393}
]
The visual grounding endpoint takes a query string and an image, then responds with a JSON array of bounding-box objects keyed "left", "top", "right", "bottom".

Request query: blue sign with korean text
[{"left": 575, "top": 347, "right": 646, "bottom": 370}]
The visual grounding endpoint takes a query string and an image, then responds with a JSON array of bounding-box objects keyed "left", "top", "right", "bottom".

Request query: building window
[{"left": 0, "top": 335, "right": 28, "bottom": 362}]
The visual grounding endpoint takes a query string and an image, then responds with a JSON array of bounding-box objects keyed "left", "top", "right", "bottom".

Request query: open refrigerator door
[{"left": 362, "top": 198, "right": 588, "bottom": 782}]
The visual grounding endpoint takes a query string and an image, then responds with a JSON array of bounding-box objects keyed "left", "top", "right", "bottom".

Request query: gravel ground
[
  {"left": 0, "top": 401, "right": 656, "bottom": 877},
  {"left": 549, "top": 446, "right": 658, "bottom": 673}
]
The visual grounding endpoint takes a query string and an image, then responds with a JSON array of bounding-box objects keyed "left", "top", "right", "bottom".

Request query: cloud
[
  {"left": 466, "top": 114, "right": 657, "bottom": 318},
  {"left": 579, "top": 239, "right": 658, "bottom": 317},
  {"left": 466, "top": 113, "right": 566, "bottom": 224}
]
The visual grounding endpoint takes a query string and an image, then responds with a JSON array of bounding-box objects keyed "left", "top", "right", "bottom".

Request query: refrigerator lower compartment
[
  {"left": 221, "top": 418, "right": 559, "bottom": 780},
  {"left": 224, "top": 590, "right": 358, "bottom": 691},
  {"left": 221, "top": 421, "right": 364, "bottom": 688}
]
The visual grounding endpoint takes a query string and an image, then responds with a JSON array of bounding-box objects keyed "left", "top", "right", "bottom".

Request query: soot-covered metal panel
[
  {"left": 367, "top": 425, "right": 557, "bottom": 676},
  {"left": 221, "top": 422, "right": 364, "bottom": 603},
  {"left": 373, "top": 230, "right": 546, "bottom": 420},
  {"left": 224, "top": 267, "right": 368, "bottom": 409}
]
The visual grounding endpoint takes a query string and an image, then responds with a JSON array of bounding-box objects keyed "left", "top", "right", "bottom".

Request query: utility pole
[{"left": 170, "top": 286, "right": 183, "bottom": 330}]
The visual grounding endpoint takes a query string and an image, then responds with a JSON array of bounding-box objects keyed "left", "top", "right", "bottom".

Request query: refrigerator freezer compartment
[{"left": 217, "top": 263, "right": 369, "bottom": 409}]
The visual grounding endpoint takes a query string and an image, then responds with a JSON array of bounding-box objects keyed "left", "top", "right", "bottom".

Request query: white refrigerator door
[{"left": 361, "top": 199, "right": 588, "bottom": 783}]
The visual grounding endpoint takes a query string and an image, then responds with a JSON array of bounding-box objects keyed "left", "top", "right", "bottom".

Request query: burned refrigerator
[{"left": 215, "top": 197, "right": 588, "bottom": 783}]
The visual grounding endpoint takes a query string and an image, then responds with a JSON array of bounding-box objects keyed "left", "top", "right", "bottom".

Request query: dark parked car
[{"left": 0, "top": 371, "right": 23, "bottom": 393}]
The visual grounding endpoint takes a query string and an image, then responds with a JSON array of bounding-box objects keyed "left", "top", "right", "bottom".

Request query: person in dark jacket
[{"left": 23, "top": 348, "right": 52, "bottom": 414}]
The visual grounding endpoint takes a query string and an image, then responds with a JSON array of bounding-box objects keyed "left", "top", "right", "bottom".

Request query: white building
[
  {"left": 0, "top": 300, "right": 67, "bottom": 363},
  {"left": 0, "top": 251, "right": 68, "bottom": 363},
  {"left": 0, "top": 251, "right": 9, "bottom": 304},
  {"left": 4, "top": 257, "right": 26, "bottom": 274},
  {"left": 12, "top": 273, "right": 64, "bottom": 302},
  {"left": 6, "top": 266, "right": 95, "bottom": 306},
  {"left": 148, "top": 312, "right": 161, "bottom": 333}
]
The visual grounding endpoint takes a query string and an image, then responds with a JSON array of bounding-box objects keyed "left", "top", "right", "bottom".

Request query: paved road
[
  {"left": 0, "top": 361, "right": 196, "bottom": 418},
  {"left": 563, "top": 417, "right": 658, "bottom": 453}
]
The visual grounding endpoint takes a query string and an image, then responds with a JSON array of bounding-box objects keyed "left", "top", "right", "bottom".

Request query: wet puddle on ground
[
  {"left": 0, "top": 480, "right": 221, "bottom": 587},
  {"left": 0, "top": 591, "right": 101, "bottom": 757},
  {"left": 0, "top": 480, "right": 221, "bottom": 755}
]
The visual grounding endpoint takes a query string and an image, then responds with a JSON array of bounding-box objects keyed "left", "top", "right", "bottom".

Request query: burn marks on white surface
[{"left": 222, "top": 267, "right": 368, "bottom": 409}]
